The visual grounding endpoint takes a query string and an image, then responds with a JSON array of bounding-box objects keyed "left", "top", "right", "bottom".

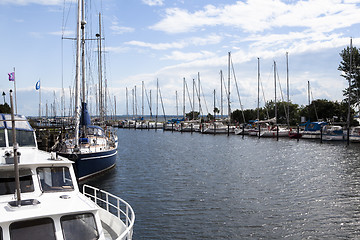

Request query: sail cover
[{"left": 80, "top": 102, "right": 91, "bottom": 126}]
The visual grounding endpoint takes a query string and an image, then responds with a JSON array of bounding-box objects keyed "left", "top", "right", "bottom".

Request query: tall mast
[
  {"left": 192, "top": 78, "right": 195, "bottom": 120},
  {"left": 228, "top": 52, "right": 231, "bottom": 119},
  {"left": 198, "top": 72, "right": 201, "bottom": 118},
  {"left": 286, "top": 52, "right": 290, "bottom": 128},
  {"left": 114, "top": 95, "right": 116, "bottom": 120},
  {"left": 176, "top": 90, "right": 178, "bottom": 118},
  {"left": 183, "top": 77, "right": 185, "bottom": 119},
  {"left": 126, "top": 87, "right": 129, "bottom": 120},
  {"left": 81, "top": 0, "right": 86, "bottom": 104},
  {"left": 97, "top": 13, "right": 104, "bottom": 122},
  {"left": 220, "top": 70, "right": 223, "bottom": 118},
  {"left": 274, "top": 61, "right": 277, "bottom": 124},
  {"left": 156, "top": 79, "right": 159, "bottom": 124},
  {"left": 347, "top": 38, "right": 353, "bottom": 144},
  {"left": 213, "top": 89, "right": 216, "bottom": 119},
  {"left": 257, "top": 58, "right": 260, "bottom": 120},
  {"left": 132, "top": 88, "right": 134, "bottom": 119},
  {"left": 134, "top": 85, "right": 137, "bottom": 118},
  {"left": 149, "top": 90, "right": 152, "bottom": 119},
  {"left": 74, "top": 0, "right": 82, "bottom": 147},
  {"left": 142, "top": 81, "right": 144, "bottom": 119}
]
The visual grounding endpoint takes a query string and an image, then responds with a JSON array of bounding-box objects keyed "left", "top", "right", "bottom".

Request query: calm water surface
[{"left": 86, "top": 129, "right": 360, "bottom": 239}]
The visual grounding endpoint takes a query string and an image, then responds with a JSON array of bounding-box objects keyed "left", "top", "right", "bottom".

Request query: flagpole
[
  {"left": 13, "top": 67, "right": 17, "bottom": 114},
  {"left": 39, "top": 79, "right": 41, "bottom": 118}
]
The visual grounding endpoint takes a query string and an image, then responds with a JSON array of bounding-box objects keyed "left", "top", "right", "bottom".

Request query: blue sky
[{"left": 0, "top": 0, "right": 359, "bottom": 117}]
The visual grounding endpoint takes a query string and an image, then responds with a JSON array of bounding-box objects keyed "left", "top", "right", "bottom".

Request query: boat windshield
[
  {"left": 8, "top": 130, "right": 36, "bottom": 147},
  {"left": 37, "top": 167, "right": 74, "bottom": 192},
  {"left": 61, "top": 213, "right": 99, "bottom": 240},
  {"left": 88, "top": 127, "right": 104, "bottom": 136},
  {"left": 9, "top": 217, "right": 56, "bottom": 240},
  {"left": 0, "top": 169, "right": 34, "bottom": 195}
]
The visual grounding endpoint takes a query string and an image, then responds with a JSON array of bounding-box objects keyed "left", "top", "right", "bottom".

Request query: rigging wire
[
  {"left": 230, "top": 57, "right": 246, "bottom": 123},
  {"left": 276, "top": 68, "right": 290, "bottom": 125}
]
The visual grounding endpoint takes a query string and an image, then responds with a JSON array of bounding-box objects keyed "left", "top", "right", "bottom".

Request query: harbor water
[{"left": 86, "top": 129, "right": 360, "bottom": 239}]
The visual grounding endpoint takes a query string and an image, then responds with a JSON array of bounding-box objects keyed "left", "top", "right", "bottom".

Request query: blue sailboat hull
[{"left": 59, "top": 148, "right": 117, "bottom": 181}]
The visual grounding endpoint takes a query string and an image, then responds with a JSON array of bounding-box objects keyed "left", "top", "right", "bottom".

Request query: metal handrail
[{"left": 82, "top": 184, "right": 135, "bottom": 240}]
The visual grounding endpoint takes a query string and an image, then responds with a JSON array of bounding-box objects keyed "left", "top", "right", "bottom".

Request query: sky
[{"left": 0, "top": 0, "right": 359, "bottom": 118}]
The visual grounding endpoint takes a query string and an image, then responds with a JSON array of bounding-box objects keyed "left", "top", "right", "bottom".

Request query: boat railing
[{"left": 83, "top": 184, "right": 135, "bottom": 240}]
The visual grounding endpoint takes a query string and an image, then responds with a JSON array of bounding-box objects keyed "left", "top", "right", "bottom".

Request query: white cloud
[
  {"left": 110, "top": 25, "right": 134, "bottom": 35},
  {"left": 50, "top": 30, "right": 74, "bottom": 36},
  {"left": 0, "top": 0, "right": 66, "bottom": 5},
  {"left": 105, "top": 46, "right": 131, "bottom": 53},
  {"left": 110, "top": 16, "right": 134, "bottom": 35},
  {"left": 125, "top": 34, "right": 222, "bottom": 50},
  {"left": 142, "top": 0, "right": 164, "bottom": 6},
  {"left": 162, "top": 50, "right": 216, "bottom": 61},
  {"left": 150, "top": 0, "right": 360, "bottom": 34},
  {"left": 126, "top": 40, "right": 185, "bottom": 50}
]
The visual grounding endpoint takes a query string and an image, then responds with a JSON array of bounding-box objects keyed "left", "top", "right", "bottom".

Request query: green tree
[
  {"left": 0, "top": 103, "right": 11, "bottom": 113},
  {"left": 207, "top": 113, "right": 214, "bottom": 121},
  {"left": 186, "top": 111, "right": 199, "bottom": 120},
  {"left": 338, "top": 45, "right": 360, "bottom": 108},
  {"left": 299, "top": 99, "right": 352, "bottom": 124},
  {"left": 263, "top": 100, "right": 300, "bottom": 125}
]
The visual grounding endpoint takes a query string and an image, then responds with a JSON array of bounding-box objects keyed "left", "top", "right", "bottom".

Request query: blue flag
[{"left": 35, "top": 80, "right": 40, "bottom": 90}]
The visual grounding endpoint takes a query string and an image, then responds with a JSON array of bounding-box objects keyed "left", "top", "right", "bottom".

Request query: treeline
[{"left": 231, "top": 99, "right": 354, "bottom": 126}]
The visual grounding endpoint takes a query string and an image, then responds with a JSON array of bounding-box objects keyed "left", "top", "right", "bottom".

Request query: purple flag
[{"left": 8, "top": 72, "right": 15, "bottom": 81}]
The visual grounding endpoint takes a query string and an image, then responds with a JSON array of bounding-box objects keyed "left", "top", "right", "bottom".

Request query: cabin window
[
  {"left": 0, "top": 169, "right": 34, "bottom": 195},
  {"left": 0, "top": 129, "right": 5, "bottom": 147},
  {"left": 61, "top": 213, "right": 99, "bottom": 240},
  {"left": 37, "top": 167, "right": 74, "bottom": 192},
  {"left": 8, "top": 130, "right": 36, "bottom": 147},
  {"left": 9, "top": 217, "right": 56, "bottom": 240}
]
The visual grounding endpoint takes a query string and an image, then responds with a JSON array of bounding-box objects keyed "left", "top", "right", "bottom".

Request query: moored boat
[
  {"left": 350, "top": 126, "right": 360, "bottom": 142},
  {"left": 0, "top": 113, "right": 134, "bottom": 240},
  {"left": 322, "top": 125, "right": 345, "bottom": 141},
  {"left": 53, "top": 104, "right": 117, "bottom": 181},
  {"left": 259, "top": 126, "right": 290, "bottom": 137},
  {"left": 300, "top": 121, "right": 328, "bottom": 139},
  {"left": 201, "top": 122, "right": 235, "bottom": 134},
  {"left": 52, "top": 0, "right": 118, "bottom": 181}
]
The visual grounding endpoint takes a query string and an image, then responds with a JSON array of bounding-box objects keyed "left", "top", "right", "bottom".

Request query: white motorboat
[
  {"left": 0, "top": 113, "right": 134, "bottom": 240},
  {"left": 322, "top": 125, "right": 345, "bottom": 141},
  {"left": 350, "top": 126, "right": 360, "bottom": 142}
]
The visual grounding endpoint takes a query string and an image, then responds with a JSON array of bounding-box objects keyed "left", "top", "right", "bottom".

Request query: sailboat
[{"left": 53, "top": 0, "right": 117, "bottom": 181}]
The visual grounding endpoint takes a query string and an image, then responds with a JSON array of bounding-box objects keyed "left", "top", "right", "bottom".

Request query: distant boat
[
  {"left": 53, "top": 0, "right": 117, "bottom": 181},
  {"left": 349, "top": 126, "right": 360, "bottom": 142},
  {"left": 163, "top": 118, "right": 184, "bottom": 131},
  {"left": 176, "top": 121, "right": 200, "bottom": 132},
  {"left": 300, "top": 121, "right": 328, "bottom": 139},
  {"left": 259, "top": 125, "right": 290, "bottom": 137},
  {"left": 202, "top": 121, "right": 235, "bottom": 134},
  {"left": 322, "top": 125, "right": 345, "bottom": 141}
]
